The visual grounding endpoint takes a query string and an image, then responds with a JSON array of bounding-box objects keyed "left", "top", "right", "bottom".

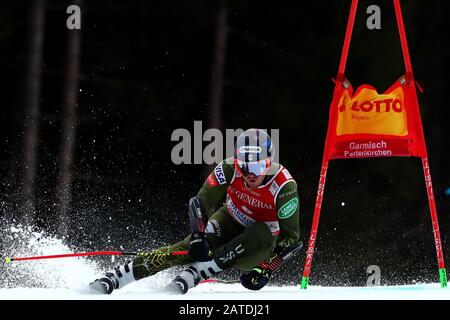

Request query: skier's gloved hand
[
  {"left": 240, "top": 266, "right": 272, "bottom": 291},
  {"left": 188, "top": 232, "right": 212, "bottom": 262},
  {"left": 277, "top": 237, "right": 297, "bottom": 249}
]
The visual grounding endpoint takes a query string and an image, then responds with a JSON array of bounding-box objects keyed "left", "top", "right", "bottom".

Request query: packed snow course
[{"left": 1, "top": 225, "right": 449, "bottom": 300}]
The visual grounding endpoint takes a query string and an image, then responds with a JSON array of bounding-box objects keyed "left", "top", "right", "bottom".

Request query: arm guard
[
  {"left": 188, "top": 196, "right": 208, "bottom": 234},
  {"left": 187, "top": 196, "right": 212, "bottom": 262}
]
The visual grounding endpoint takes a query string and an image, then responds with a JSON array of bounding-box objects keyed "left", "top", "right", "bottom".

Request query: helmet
[{"left": 234, "top": 129, "right": 274, "bottom": 177}]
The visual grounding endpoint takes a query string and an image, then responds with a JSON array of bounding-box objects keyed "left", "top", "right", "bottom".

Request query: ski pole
[{"left": 4, "top": 250, "right": 188, "bottom": 263}]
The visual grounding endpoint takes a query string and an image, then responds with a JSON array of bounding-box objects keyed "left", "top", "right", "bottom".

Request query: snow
[
  {"left": 1, "top": 282, "right": 450, "bottom": 300},
  {"left": 1, "top": 224, "right": 450, "bottom": 300}
]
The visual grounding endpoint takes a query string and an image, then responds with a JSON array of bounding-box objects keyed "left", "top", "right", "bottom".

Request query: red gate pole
[
  {"left": 394, "top": 0, "right": 447, "bottom": 288},
  {"left": 300, "top": 161, "right": 329, "bottom": 289},
  {"left": 337, "top": 0, "right": 359, "bottom": 77},
  {"left": 300, "top": 0, "right": 358, "bottom": 290},
  {"left": 421, "top": 158, "right": 447, "bottom": 287}
]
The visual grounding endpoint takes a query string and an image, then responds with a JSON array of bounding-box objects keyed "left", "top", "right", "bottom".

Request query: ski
[
  {"left": 172, "top": 241, "right": 303, "bottom": 293},
  {"left": 260, "top": 241, "right": 304, "bottom": 273}
]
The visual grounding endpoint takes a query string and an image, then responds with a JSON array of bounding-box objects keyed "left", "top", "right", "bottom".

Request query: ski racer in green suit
[{"left": 90, "top": 128, "right": 300, "bottom": 294}]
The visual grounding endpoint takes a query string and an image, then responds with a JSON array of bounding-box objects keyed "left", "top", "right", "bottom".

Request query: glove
[
  {"left": 188, "top": 232, "right": 212, "bottom": 262},
  {"left": 277, "top": 237, "right": 297, "bottom": 249},
  {"left": 240, "top": 266, "right": 272, "bottom": 291}
]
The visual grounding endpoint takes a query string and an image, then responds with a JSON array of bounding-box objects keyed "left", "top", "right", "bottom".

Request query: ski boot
[
  {"left": 89, "top": 260, "right": 135, "bottom": 294},
  {"left": 167, "top": 259, "right": 223, "bottom": 294}
]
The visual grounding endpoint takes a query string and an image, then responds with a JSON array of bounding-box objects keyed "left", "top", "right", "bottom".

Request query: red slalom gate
[{"left": 301, "top": 0, "right": 447, "bottom": 289}]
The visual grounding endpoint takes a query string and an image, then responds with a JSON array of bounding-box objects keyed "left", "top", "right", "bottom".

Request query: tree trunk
[
  {"left": 57, "top": 0, "right": 82, "bottom": 238},
  {"left": 20, "top": 0, "right": 46, "bottom": 225},
  {"left": 204, "top": 0, "right": 228, "bottom": 176}
]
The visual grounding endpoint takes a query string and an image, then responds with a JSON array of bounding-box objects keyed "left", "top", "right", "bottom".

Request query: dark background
[{"left": 0, "top": 0, "right": 449, "bottom": 287}]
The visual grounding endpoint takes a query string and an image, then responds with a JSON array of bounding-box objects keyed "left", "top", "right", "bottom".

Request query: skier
[{"left": 90, "top": 128, "right": 301, "bottom": 294}]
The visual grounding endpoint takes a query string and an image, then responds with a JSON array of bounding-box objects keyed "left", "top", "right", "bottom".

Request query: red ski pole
[{"left": 4, "top": 250, "right": 188, "bottom": 263}]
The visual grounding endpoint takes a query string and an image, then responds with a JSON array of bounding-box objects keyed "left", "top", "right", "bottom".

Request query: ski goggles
[{"left": 234, "top": 158, "right": 271, "bottom": 177}]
